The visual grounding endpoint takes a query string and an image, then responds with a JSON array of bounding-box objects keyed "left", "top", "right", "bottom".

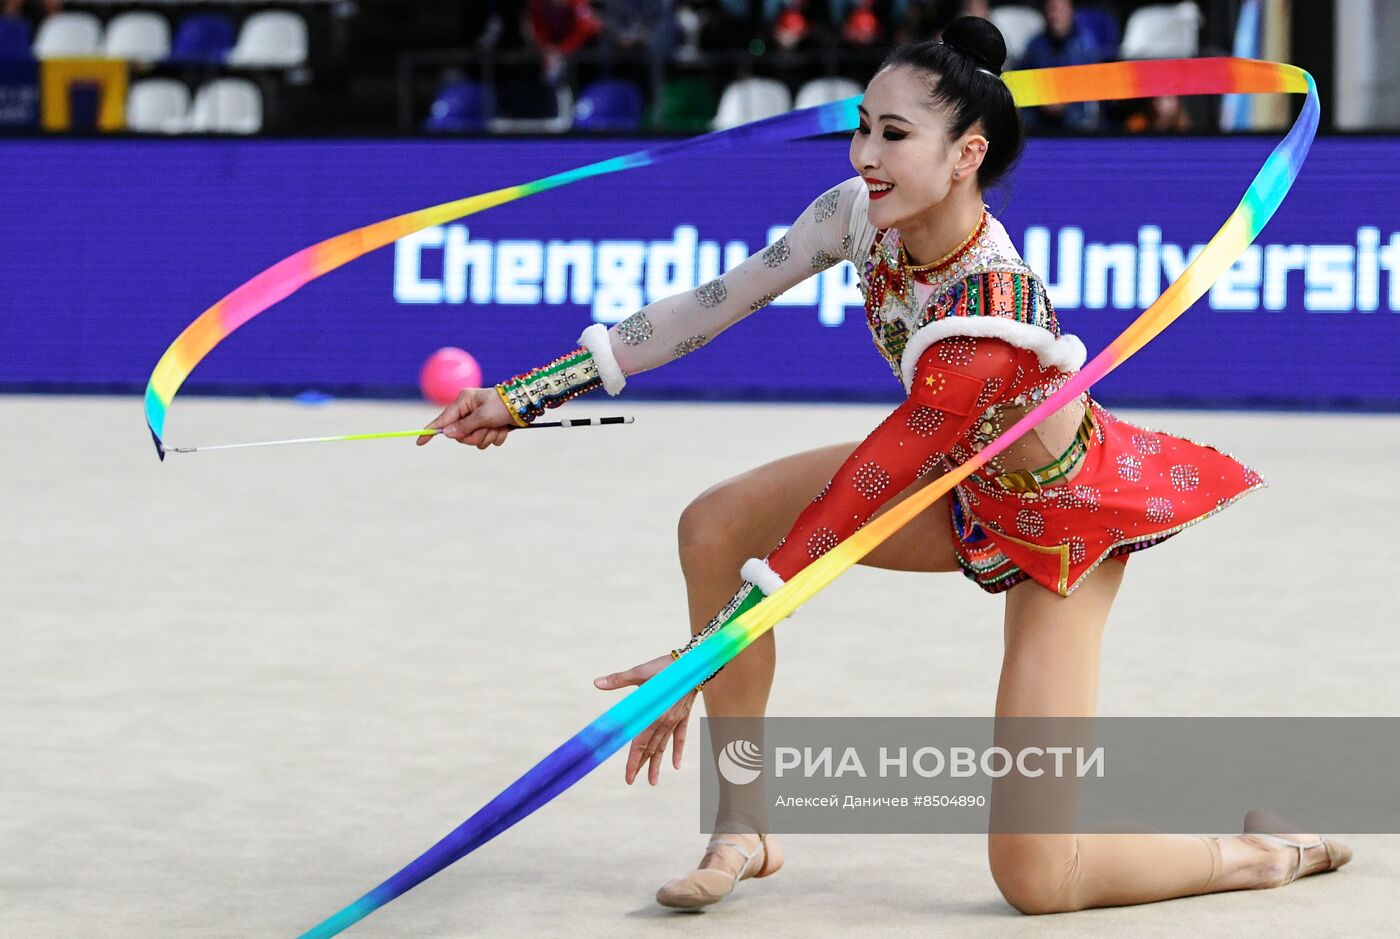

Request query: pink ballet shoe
[
  {"left": 1243, "top": 809, "right": 1353, "bottom": 886},
  {"left": 655, "top": 833, "right": 783, "bottom": 910}
]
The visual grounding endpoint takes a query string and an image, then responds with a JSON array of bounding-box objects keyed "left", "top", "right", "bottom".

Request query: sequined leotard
[{"left": 497, "top": 176, "right": 1264, "bottom": 607}]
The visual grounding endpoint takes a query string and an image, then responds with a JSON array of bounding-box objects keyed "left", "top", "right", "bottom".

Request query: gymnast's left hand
[{"left": 593, "top": 654, "right": 699, "bottom": 787}]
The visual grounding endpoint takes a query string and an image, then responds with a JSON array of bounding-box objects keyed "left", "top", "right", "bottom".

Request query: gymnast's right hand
[
  {"left": 594, "top": 654, "right": 700, "bottom": 787},
  {"left": 418, "top": 388, "right": 515, "bottom": 450}
]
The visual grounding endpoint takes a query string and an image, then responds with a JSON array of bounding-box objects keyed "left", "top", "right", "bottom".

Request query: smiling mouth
[{"left": 866, "top": 179, "right": 894, "bottom": 200}]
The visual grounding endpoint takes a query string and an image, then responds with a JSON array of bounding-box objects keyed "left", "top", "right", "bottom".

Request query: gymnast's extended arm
[{"left": 421, "top": 175, "right": 870, "bottom": 445}]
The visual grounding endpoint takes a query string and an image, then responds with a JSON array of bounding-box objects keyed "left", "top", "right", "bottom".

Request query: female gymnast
[{"left": 419, "top": 16, "right": 1352, "bottom": 916}]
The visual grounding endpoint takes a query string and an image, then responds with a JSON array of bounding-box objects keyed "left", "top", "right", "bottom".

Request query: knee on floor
[{"left": 987, "top": 834, "right": 1082, "bottom": 915}]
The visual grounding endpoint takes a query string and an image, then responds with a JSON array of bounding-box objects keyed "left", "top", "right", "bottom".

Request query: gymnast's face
[{"left": 850, "top": 66, "right": 976, "bottom": 229}]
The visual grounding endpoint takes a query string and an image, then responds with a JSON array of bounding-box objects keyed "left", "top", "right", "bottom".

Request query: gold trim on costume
[
  {"left": 495, "top": 384, "right": 529, "bottom": 428},
  {"left": 977, "top": 525, "right": 1073, "bottom": 596},
  {"left": 899, "top": 209, "right": 989, "bottom": 274},
  {"left": 994, "top": 407, "right": 1098, "bottom": 495}
]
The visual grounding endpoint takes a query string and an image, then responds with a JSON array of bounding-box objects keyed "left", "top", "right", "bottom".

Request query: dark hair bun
[{"left": 942, "top": 16, "right": 1008, "bottom": 76}]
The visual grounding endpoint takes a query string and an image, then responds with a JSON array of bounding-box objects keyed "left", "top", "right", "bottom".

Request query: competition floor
[{"left": 4, "top": 395, "right": 1397, "bottom": 937}]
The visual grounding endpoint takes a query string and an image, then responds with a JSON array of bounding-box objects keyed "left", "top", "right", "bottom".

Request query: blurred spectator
[
  {"left": 1020, "top": 0, "right": 1105, "bottom": 130},
  {"left": 674, "top": 1, "right": 704, "bottom": 59},
  {"left": 673, "top": 0, "right": 747, "bottom": 58},
  {"left": 600, "top": 0, "right": 678, "bottom": 60},
  {"left": 591, "top": 0, "right": 676, "bottom": 91},
  {"left": 526, "top": 0, "right": 603, "bottom": 83},
  {"left": 1124, "top": 94, "right": 1192, "bottom": 133},
  {"left": 840, "top": 0, "right": 884, "bottom": 47},
  {"left": 4, "top": 0, "right": 63, "bottom": 15},
  {"left": 771, "top": 0, "right": 813, "bottom": 51},
  {"left": 896, "top": 0, "right": 981, "bottom": 45},
  {"left": 464, "top": 0, "right": 514, "bottom": 51}
]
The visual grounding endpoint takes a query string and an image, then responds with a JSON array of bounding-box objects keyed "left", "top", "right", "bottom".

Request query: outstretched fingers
[
  {"left": 629, "top": 719, "right": 670, "bottom": 785},
  {"left": 593, "top": 654, "right": 696, "bottom": 784},
  {"left": 672, "top": 704, "right": 690, "bottom": 770}
]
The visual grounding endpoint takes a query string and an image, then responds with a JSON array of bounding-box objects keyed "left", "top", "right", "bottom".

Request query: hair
[{"left": 877, "top": 16, "right": 1026, "bottom": 189}]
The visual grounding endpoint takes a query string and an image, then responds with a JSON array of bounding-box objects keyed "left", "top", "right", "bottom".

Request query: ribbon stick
[
  {"left": 295, "top": 59, "right": 1319, "bottom": 937},
  {"left": 165, "top": 417, "right": 635, "bottom": 454}
]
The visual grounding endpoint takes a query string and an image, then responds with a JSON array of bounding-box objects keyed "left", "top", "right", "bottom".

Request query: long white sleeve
[{"left": 585, "top": 175, "right": 874, "bottom": 383}]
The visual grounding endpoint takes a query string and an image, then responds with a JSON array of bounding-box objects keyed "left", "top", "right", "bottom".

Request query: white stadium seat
[
  {"left": 189, "top": 78, "right": 262, "bottom": 134},
  {"left": 1120, "top": 1, "right": 1203, "bottom": 60},
  {"left": 987, "top": 5, "right": 1045, "bottom": 68},
  {"left": 127, "top": 79, "right": 190, "bottom": 134},
  {"left": 713, "top": 77, "right": 792, "bottom": 130},
  {"left": 33, "top": 12, "right": 103, "bottom": 60},
  {"left": 104, "top": 12, "right": 171, "bottom": 64},
  {"left": 226, "top": 10, "right": 308, "bottom": 68},
  {"left": 794, "top": 77, "right": 863, "bottom": 111}
]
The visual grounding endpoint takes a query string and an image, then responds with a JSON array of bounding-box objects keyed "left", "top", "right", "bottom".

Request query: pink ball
[{"left": 419, "top": 347, "right": 483, "bottom": 406}]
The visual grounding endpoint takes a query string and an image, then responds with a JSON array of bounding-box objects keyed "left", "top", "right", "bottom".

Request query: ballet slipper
[
  {"left": 655, "top": 833, "right": 783, "bottom": 910},
  {"left": 1242, "top": 808, "right": 1353, "bottom": 886}
]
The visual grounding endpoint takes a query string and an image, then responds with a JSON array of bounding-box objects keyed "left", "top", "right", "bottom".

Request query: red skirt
[{"left": 949, "top": 400, "right": 1266, "bottom": 597}]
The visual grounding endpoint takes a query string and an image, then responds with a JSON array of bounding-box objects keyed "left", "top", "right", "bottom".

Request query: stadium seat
[
  {"left": 226, "top": 11, "right": 308, "bottom": 68},
  {"left": 651, "top": 78, "right": 716, "bottom": 132},
  {"left": 794, "top": 76, "right": 862, "bottom": 110},
  {"left": 713, "top": 77, "right": 791, "bottom": 130},
  {"left": 127, "top": 78, "right": 189, "bottom": 133},
  {"left": 573, "top": 79, "right": 644, "bottom": 131},
  {"left": 483, "top": 75, "right": 573, "bottom": 132},
  {"left": 168, "top": 14, "right": 236, "bottom": 64},
  {"left": 33, "top": 12, "right": 102, "bottom": 60},
  {"left": 0, "top": 16, "right": 33, "bottom": 61},
  {"left": 987, "top": 5, "right": 1044, "bottom": 67},
  {"left": 1120, "top": 1, "right": 1202, "bottom": 59},
  {"left": 104, "top": 12, "right": 171, "bottom": 64},
  {"left": 423, "top": 80, "right": 493, "bottom": 133},
  {"left": 1075, "top": 7, "right": 1122, "bottom": 53},
  {"left": 188, "top": 78, "right": 262, "bottom": 133}
]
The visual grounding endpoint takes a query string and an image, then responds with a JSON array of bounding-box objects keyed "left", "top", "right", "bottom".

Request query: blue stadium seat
[
  {"left": 168, "top": 14, "right": 236, "bottom": 64},
  {"left": 573, "top": 80, "right": 644, "bottom": 131},
  {"left": 423, "top": 81, "right": 493, "bottom": 133},
  {"left": 0, "top": 16, "right": 32, "bottom": 60}
]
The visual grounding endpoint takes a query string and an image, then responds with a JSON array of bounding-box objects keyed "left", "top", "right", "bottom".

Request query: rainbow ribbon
[
  {"left": 286, "top": 58, "right": 1318, "bottom": 937},
  {"left": 142, "top": 108, "right": 855, "bottom": 458}
]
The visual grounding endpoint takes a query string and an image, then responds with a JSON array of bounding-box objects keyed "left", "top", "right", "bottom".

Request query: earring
[{"left": 953, "top": 172, "right": 961, "bottom": 179}]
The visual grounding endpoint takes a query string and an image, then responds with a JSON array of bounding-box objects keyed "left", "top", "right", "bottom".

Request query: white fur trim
[
  {"left": 898, "top": 318, "right": 1087, "bottom": 391},
  {"left": 578, "top": 322, "right": 626, "bottom": 396},
  {"left": 741, "top": 558, "right": 785, "bottom": 596}
]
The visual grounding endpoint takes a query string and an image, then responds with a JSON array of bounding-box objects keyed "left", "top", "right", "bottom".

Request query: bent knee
[
  {"left": 677, "top": 484, "right": 764, "bottom": 564},
  {"left": 988, "top": 834, "right": 1082, "bottom": 915}
]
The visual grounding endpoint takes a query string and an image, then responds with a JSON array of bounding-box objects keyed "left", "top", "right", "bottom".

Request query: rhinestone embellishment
[
  {"left": 695, "top": 278, "right": 727, "bottom": 308},
  {"left": 616, "top": 312, "right": 653, "bottom": 346}
]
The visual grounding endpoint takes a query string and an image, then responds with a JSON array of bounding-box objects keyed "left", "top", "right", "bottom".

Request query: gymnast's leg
[
  {"left": 670, "top": 442, "right": 959, "bottom": 885},
  {"left": 985, "top": 561, "right": 1335, "bottom": 914}
]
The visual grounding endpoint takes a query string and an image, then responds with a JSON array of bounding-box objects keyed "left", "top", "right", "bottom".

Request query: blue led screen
[{"left": 1, "top": 136, "right": 1396, "bottom": 408}]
